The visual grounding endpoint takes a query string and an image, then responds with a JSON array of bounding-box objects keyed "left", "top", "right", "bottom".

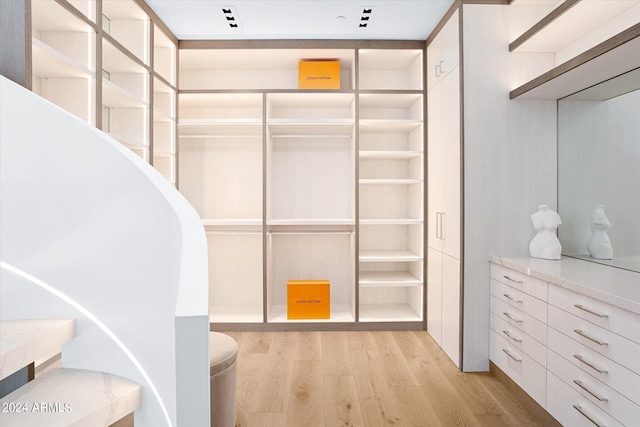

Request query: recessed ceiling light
[{"left": 336, "top": 16, "right": 346, "bottom": 21}]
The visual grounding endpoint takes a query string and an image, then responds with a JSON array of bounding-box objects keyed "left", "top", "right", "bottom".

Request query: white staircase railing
[{"left": 0, "top": 75, "right": 210, "bottom": 427}]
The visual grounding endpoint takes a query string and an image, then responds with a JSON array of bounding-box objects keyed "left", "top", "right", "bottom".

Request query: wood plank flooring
[{"left": 225, "top": 331, "right": 544, "bottom": 427}]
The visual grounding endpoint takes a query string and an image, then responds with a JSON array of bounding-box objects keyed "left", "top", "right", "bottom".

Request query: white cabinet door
[
  {"left": 427, "top": 247, "right": 443, "bottom": 346},
  {"left": 442, "top": 253, "right": 461, "bottom": 367},
  {"left": 427, "top": 83, "right": 443, "bottom": 250},
  {"left": 427, "top": 36, "right": 441, "bottom": 92},
  {"left": 440, "top": 10, "right": 460, "bottom": 78},
  {"left": 441, "top": 67, "right": 461, "bottom": 259}
]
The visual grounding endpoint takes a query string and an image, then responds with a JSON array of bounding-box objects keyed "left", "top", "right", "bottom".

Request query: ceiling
[{"left": 144, "top": 1, "right": 454, "bottom": 41}]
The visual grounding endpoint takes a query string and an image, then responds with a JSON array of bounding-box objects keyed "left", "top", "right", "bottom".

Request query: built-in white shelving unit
[
  {"left": 28, "top": 0, "right": 177, "bottom": 182},
  {"left": 31, "top": 0, "right": 96, "bottom": 125},
  {"left": 178, "top": 44, "right": 424, "bottom": 329},
  {"left": 358, "top": 83, "right": 424, "bottom": 323}
]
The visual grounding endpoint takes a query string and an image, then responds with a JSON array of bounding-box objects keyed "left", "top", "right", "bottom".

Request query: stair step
[
  {"left": 0, "top": 319, "right": 75, "bottom": 380},
  {"left": 0, "top": 368, "right": 141, "bottom": 426}
]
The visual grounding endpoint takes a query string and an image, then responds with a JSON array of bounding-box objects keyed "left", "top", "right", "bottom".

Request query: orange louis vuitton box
[
  {"left": 287, "top": 280, "right": 330, "bottom": 319},
  {"left": 298, "top": 61, "right": 340, "bottom": 90}
]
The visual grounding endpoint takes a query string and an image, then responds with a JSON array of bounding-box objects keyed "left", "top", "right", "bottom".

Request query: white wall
[
  {"left": 0, "top": 76, "right": 210, "bottom": 426},
  {"left": 461, "top": 5, "right": 558, "bottom": 371},
  {"left": 558, "top": 90, "right": 640, "bottom": 258}
]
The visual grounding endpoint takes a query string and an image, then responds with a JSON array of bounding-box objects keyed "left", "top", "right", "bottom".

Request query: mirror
[{"left": 558, "top": 68, "right": 640, "bottom": 272}]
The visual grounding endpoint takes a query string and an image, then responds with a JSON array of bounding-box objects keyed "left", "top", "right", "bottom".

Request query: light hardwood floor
[{"left": 225, "top": 330, "right": 544, "bottom": 427}]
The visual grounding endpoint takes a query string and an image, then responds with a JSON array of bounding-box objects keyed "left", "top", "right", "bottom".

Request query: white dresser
[{"left": 489, "top": 256, "right": 640, "bottom": 427}]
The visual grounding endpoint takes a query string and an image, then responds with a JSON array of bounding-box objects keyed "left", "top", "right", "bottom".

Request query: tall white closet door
[
  {"left": 441, "top": 253, "right": 461, "bottom": 367},
  {"left": 427, "top": 246, "right": 443, "bottom": 345},
  {"left": 441, "top": 67, "right": 461, "bottom": 259},
  {"left": 427, "top": 84, "right": 443, "bottom": 250}
]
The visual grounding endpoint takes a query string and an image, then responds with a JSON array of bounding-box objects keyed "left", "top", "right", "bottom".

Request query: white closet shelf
[
  {"left": 153, "top": 107, "right": 175, "bottom": 122},
  {"left": 359, "top": 178, "right": 423, "bottom": 185},
  {"left": 510, "top": 0, "right": 640, "bottom": 53},
  {"left": 359, "top": 120, "right": 422, "bottom": 132},
  {"left": 359, "top": 304, "right": 422, "bottom": 322},
  {"left": 32, "top": 0, "right": 94, "bottom": 32},
  {"left": 359, "top": 250, "right": 422, "bottom": 262},
  {"left": 102, "top": 80, "right": 147, "bottom": 108},
  {"left": 359, "top": 271, "right": 422, "bottom": 287},
  {"left": 268, "top": 121, "right": 354, "bottom": 137},
  {"left": 32, "top": 38, "right": 95, "bottom": 79},
  {"left": 359, "top": 219, "right": 423, "bottom": 225},
  {"left": 268, "top": 304, "right": 354, "bottom": 323},
  {"left": 103, "top": 0, "right": 148, "bottom": 20},
  {"left": 359, "top": 151, "right": 422, "bottom": 159},
  {"left": 267, "top": 218, "right": 355, "bottom": 226},
  {"left": 102, "top": 39, "right": 147, "bottom": 74},
  {"left": 202, "top": 218, "right": 263, "bottom": 227},
  {"left": 107, "top": 133, "right": 147, "bottom": 150},
  {"left": 180, "top": 118, "right": 262, "bottom": 125},
  {"left": 152, "top": 151, "right": 175, "bottom": 158}
]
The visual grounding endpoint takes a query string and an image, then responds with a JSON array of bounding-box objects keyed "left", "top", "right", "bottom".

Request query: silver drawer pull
[
  {"left": 573, "top": 379, "right": 608, "bottom": 402},
  {"left": 574, "top": 354, "right": 608, "bottom": 374},
  {"left": 503, "top": 330, "right": 522, "bottom": 343},
  {"left": 574, "top": 304, "right": 608, "bottom": 318},
  {"left": 503, "top": 293, "right": 523, "bottom": 303},
  {"left": 574, "top": 329, "right": 608, "bottom": 346},
  {"left": 502, "top": 348, "right": 522, "bottom": 362},
  {"left": 503, "top": 312, "right": 523, "bottom": 323},
  {"left": 503, "top": 275, "right": 523, "bottom": 284},
  {"left": 573, "top": 404, "right": 606, "bottom": 427}
]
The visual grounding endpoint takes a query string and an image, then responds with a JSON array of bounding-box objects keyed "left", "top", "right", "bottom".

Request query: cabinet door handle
[
  {"left": 573, "top": 379, "right": 608, "bottom": 402},
  {"left": 502, "top": 330, "right": 522, "bottom": 343},
  {"left": 439, "top": 60, "right": 445, "bottom": 75},
  {"left": 502, "top": 275, "right": 523, "bottom": 284},
  {"left": 440, "top": 212, "right": 445, "bottom": 240},
  {"left": 503, "top": 312, "right": 523, "bottom": 323},
  {"left": 574, "top": 354, "right": 608, "bottom": 374},
  {"left": 435, "top": 64, "right": 441, "bottom": 77},
  {"left": 503, "top": 293, "right": 523, "bottom": 304},
  {"left": 502, "top": 348, "right": 521, "bottom": 362},
  {"left": 574, "top": 329, "right": 608, "bottom": 346},
  {"left": 573, "top": 404, "right": 606, "bottom": 427},
  {"left": 575, "top": 304, "right": 608, "bottom": 318}
]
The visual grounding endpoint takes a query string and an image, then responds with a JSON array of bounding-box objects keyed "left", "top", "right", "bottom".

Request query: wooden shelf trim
[
  {"left": 508, "top": 0, "right": 580, "bottom": 52},
  {"left": 510, "top": 23, "right": 640, "bottom": 99}
]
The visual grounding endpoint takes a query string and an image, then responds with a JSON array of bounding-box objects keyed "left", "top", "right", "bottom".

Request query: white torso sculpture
[
  {"left": 588, "top": 204, "right": 613, "bottom": 260},
  {"left": 529, "top": 204, "right": 562, "bottom": 260}
]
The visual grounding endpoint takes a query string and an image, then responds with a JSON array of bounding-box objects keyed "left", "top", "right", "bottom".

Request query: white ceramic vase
[
  {"left": 529, "top": 204, "right": 562, "bottom": 260},
  {"left": 588, "top": 204, "right": 613, "bottom": 260}
]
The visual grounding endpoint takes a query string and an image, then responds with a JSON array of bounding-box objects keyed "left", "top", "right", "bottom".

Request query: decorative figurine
[
  {"left": 588, "top": 204, "right": 613, "bottom": 260},
  {"left": 529, "top": 204, "right": 562, "bottom": 260}
]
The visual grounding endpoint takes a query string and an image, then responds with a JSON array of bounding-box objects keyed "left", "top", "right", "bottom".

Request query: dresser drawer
[
  {"left": 491, "top": 263, "right": 547, "bottom": 301},
  {"left": 490, "top": 329, "right": 546, "bottom": 406},
  {"left": 547, "top": 371, "right": 624, "bottom": 427},
  {"left": 549, "top": 285, "right": 640, "bottom": 344},
  {"left": 548, "top": 349, "right": 640, "bottom": 427},
  {"left": 490, "top": 312, "right": 546, "bottom": 367},
  {"left": 548, "top": 305, "right": 640, "bottom": 374},
  {"left": 548, "top": 327, "right": 640, "bottom": 403},
  {"left": 491, "top": 296, "right": 547, "bottom": 345},
  {"left": 491, "top": 278, "right": 547, "bottom": 323}
]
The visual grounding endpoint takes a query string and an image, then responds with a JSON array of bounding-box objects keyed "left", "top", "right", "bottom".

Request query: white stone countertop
[
  {"left": 489, "top": 256, "right": 640, "bottom": 315},
  {"left": 0, "top": 319, "right": 74, "bottom": 380}
]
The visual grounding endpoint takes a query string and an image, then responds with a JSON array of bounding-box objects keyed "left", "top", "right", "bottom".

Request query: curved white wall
[{"left": 0, "top": 76, "right": 209, "bottom": 426}]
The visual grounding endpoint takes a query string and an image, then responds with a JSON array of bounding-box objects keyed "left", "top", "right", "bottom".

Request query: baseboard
[{"left": 489, "top": 361, "right": 562, "bottom": 427}]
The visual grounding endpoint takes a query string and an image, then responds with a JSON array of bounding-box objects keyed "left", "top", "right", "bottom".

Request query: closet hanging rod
[
  {"left": 269, "top": 134, "right": 353, "bottom": 139},
  {"left": 267, "top": 230, "right": 354, "bottom": 235}
]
